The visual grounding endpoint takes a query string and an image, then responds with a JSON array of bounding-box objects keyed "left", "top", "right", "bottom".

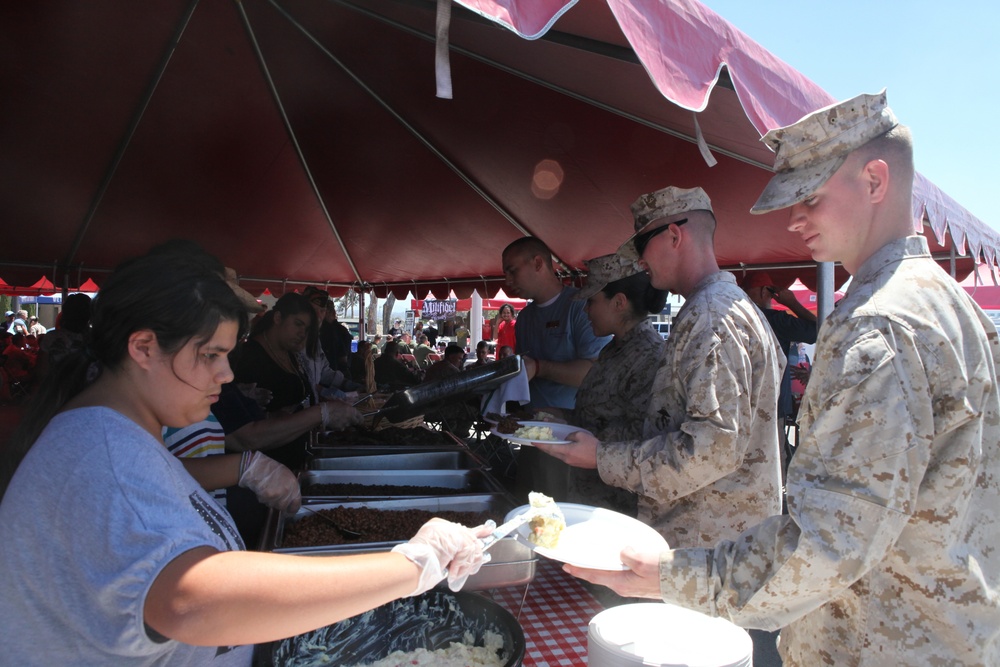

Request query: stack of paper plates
[{"left": 588, "top": 603, "right": 752, "bottom": 667}]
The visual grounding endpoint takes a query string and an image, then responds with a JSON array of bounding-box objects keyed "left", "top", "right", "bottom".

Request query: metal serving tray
[
  {"left": 308, "top": 448, "right": 489, "bottom": 471},
  {"left": 311, "top": 425, "right": 465, "bottom": 450},
  {"left": 259, "top": 495, "right": 535, "bottom": 590},
  {"left": 299, "top": 469, "right": 506, "bottom": 498},
  {"left": 307, "top": 443, "right": 469, "bottom": 460}
]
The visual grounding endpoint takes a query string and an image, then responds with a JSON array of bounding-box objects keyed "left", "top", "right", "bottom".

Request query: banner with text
[{"left": 421, "top": 299, "right": 457, "bottom": 318}]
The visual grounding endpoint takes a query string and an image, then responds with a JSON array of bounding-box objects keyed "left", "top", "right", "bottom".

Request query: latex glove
[
  {"left": 321, "top": 401, "right": 363, "bottom": 430},
  {"left": 236, "top": 382, "right": 272, "bottom": 409},
  {"left": 391, "top": 519, "right": 493, "bottom": 595},
  {"left": 238, "top": 452, "right": 301, "bottom": 515}
]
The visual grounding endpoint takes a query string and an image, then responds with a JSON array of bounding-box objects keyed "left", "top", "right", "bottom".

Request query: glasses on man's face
[{"left": 634, "top": 218, "right": 687, "bottom": 258}]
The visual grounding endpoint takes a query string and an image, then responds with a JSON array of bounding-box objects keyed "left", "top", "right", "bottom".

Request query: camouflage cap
[
  {"left": 621, "top": 186, "right": 713, "bottom": 252},
  {"left": 750, "top": 90, "right": 898, "bottom": 214},
  {"left": 575, "top": 244, "right": 644, "bottom": 301}
]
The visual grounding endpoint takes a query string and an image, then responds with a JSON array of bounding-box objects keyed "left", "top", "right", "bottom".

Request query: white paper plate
[
  {"left": 490, "top": 421, "right": 589, "bottom": 446},
  {"left": 504, "top": 503, "right": 667, "bottom": 570}
]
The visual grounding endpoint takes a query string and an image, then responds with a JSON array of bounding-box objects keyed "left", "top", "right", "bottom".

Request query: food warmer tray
[
  {"left": 307, "top": 447, "right": 489, "bottom": 471},
  {"left": 299, "top": 469, "right": 507, "bottom": 498},
  {"left": 258, "top": 495, "right": 535, "bottom": 591},
  {"left": 311, "top": 425, "right": 465, "bottom": 449}
]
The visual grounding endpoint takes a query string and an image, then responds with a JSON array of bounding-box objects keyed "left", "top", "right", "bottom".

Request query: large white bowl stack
[{"left": 588, "top": 603, "right": 753, "bottom": 667}]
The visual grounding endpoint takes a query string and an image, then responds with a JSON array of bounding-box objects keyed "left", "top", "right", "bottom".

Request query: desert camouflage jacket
[
  {"left": 573, "top": 320, "right": 665, "bottom": 441},
  {"left": 597, "top": 271, "right": 784, "bottom": 547},
  {"left": 659, "top": 237, "right": 1000, "bottom": 665}
]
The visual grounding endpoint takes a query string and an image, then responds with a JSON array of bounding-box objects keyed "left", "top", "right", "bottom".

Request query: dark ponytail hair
[
  {"left": 1, "top": 242, "right": 248, "bottom": 500},
  {"left": 601, "top": 272, "right": 669, "bottom": 321},
  {"left": 252, "top": 292, "right": 318, "bottom": 356},
  {"left": 250, "top": 292, "right": 315, "bottom": 336}
]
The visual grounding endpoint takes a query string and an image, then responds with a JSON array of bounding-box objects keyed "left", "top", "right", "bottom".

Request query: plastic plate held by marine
[
  {"left": 504, "top": 503, "right": 667, "bottom": 570},
  {"left": 490, "top": 421, "right": 590, "bottom": 446}
]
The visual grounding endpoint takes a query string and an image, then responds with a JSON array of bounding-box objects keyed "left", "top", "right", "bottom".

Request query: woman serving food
[{"left": 0, "top": 242, "right": 488, "bottom": 666}]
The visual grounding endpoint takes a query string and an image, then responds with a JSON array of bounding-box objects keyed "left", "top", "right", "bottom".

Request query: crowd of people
[
  {"left": 2, "top": 298, "right": 98, "bottom": 403},
  {"left": 1, "top": 91, "right": 997, "bottom": 666}
]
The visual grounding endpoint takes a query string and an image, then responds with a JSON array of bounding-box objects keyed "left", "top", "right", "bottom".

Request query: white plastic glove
[
  {"left": 391, "top": 518, "right": 493, "bottom": 595},
  {"left": 238, "top": 451, "right": 301, "bottom": 516},
  {"left": 320, "top": 401, "right": 364, "bottom": 431}
]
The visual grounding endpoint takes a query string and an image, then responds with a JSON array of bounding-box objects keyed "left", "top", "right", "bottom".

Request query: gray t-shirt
[{"left": 0, "top": 407, "right": 252, "bottom": 666}]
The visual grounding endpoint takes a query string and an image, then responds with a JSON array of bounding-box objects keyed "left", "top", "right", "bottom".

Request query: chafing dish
[
  {"left": 259, "top": 495, "right": 535, "bottom": 591},
  {"left": 299, "top": 469, "right": 507, "bottom": 498},
  {"left": 308, "top": 447, "right": 489, "bottom": 471}
]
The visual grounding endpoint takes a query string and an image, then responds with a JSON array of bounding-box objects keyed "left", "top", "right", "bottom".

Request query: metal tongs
[{"left": 479, "top": 507, "right": 540, "bottom": 551}]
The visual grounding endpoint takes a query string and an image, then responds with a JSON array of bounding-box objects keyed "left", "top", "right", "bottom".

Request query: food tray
[
  {"left": 299, "top": 469, "right": 507, "bottom": 498},
  {"left": 262, "top": 496, "right": 511, "bottom": 553},
  {"left": 308, "top": 448, "right": 489, "bottom": 471},
  {"left": 259, "top": 495, "right": 535, "bottom": 591},
  {"left": 306, "top": 442, "right": 469, "bottom": 460},
  {"left": 312, "top": 425, "right": 465, "bottom": 449}
]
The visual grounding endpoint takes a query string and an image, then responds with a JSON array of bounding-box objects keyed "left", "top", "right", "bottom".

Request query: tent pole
[
  {"left": 238, "top": 2, "right": 364, "bottom": 285},
  {"left": 266, "top": 1, "right": 578, "bottom": 263},
  {"left": 471, "top": 290, "right": 483, "bottom": 354},
  {"left": 816, "top": 262, "right": 836, "bottom": 329},
  {"left": 64, "top": 0, "right": 201, "bottom": 268}
]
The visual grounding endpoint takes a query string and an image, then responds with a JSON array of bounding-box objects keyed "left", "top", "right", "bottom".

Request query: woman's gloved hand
[
  {"left": 391, "top": 519, "right": 493, "bottom": 595},
  {"left": 320, "top": 401, "right": 363, "bottom": 431},
  {"left": 238, "top": 451, "right": 301, "bottom": 515}
]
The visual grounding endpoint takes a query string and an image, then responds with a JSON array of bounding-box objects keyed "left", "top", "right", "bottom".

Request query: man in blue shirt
[{"left": 501, "top": 236, "right": 611, "bottom": 499}]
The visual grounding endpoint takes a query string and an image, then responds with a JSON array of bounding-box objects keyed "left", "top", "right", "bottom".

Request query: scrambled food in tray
[
  {"left": 513, "top": 424, "right": 556, "bottom": 441},
  {"left": 526, "top": 492, "right": 566, "bottom": 549},
  {"left": 282, "top": 507, "right": 500, "bottom": 547}
]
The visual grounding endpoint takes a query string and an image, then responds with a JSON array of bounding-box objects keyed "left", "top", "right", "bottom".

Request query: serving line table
[{"left": 487, "top": 557, "right": 605, "bottom": 666}]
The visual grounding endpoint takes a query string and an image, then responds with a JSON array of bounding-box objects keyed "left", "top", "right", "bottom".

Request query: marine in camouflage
[
  {"left": 568, "top": 320, "right": 665, "bottom": 514},
  {"left": 597, "top": 271, "right": 785, "bottom": 547},
  {"left": 658, "top": 237, "right": 1000, "bottom": 665}
]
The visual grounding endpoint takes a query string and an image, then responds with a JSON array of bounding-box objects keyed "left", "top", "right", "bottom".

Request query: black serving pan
[{"left": 264, "top": 590, "right": 524, "bottom": 666}]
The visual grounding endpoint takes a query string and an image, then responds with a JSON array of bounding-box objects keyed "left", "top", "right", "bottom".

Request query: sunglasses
[{"left": 634, "top": 218, "right": 687, "bottom": 257}]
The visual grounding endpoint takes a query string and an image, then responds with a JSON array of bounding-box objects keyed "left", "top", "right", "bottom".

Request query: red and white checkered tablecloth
[{"left": 488, "top": 557, "right": 605, "bottom": 666}]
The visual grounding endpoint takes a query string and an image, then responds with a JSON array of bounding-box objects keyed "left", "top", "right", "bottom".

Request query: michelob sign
[{"left": 422, "top": 299, "right": 457, "bottom": 318}]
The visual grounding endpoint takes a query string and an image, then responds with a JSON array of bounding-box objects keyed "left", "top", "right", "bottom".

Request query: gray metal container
[
  {"left": 259, "top": 496, "right": 535, "bottom": 590},
  {"left": 308, "top": 448, "right": 489, "bottom": 471},
  {"left": 299, "top": 469, "right": 507, "bottom": 498}
]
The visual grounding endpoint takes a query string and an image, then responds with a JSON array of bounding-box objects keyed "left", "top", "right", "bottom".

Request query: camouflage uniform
[
  {"left": 658, "top": 237, "right": 1000, "bottom": 665},
  {"left": 568, "top": 320, "right": 665, "bottom": 514},
  {"left": 598, "top": 271, "right": 784, "bottom": 547}
]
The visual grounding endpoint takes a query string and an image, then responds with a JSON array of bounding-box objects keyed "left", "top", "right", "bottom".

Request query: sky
[{"left": 699, "top": 0, "right": 1000, "bottom": 232}]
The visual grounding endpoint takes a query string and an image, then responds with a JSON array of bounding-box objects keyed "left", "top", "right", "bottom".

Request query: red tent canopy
[
  {"left": 0, "top": 276, "right": 57, "bottom": 297},
  {"left": 964, "top": 285, "right": 1000, "bottom": 311},
  {"left": 1, "top": 0, "right": 995, "bottom": 293},
  {"left": 76, "top": 278, "right": 101, "bottom": 293}
]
